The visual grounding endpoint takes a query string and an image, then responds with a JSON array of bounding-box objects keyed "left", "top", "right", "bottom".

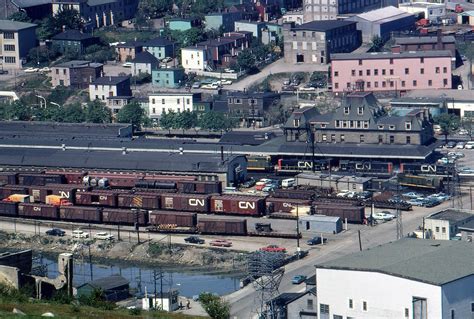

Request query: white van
[
  {"left": 465, "top": 141, "right": 474, "bottom": 149},
  {"left": 433, "top": 125, "right": 442, "bottom": 134},
  {"left": 281, "top": 178, "right": 295, "bottom": 188}
]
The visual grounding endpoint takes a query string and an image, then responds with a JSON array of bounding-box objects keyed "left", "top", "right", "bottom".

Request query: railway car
[
  {"left": 210, "top": 195, "right": 266, "bottom": 216},
  {"left": 18, "top": 203, "right": 59, "bottom": 220},
  {"left": 338, "top": 160, "right": 393, "bottom": 177},
  {"left": 0, "top": 172, "right": 18, "bottom": 185},
  {"left": 265, "top": 198, "right": 312, "bottom": 214},
  {"left": 197, "top": 218, "right": 247, "bottom": 235},
  {"left": 399, "top": 163, "right": 452, "bottom": 175},
  {"left": 134, "top": 180, "right": 176, "bottom": 190},
  {"left": 0, "top": 202, "right": 18, "bottom": 216},
  {"left": 160, "top": 193, "right": 210, "bottom": 213},
  {"left": 272, "top": 189, "right": 316, "bottom": 200},
  {"left": 0, "top": 186, "right": 29, "bottom": 199},
  {"left": 29, "top": 184, "right": 89, "bottom": 203},
  {"left": 102, "top": 208, "right": 148, "bottom": 226},
  {"left": 45, "top": 170, "right": 86, "bottom": 184},
  {"left": 246, "top": 156, "right": 273, "bottom": 172},
  {"left": 148, "top": 211, "right": 197, "bottom": 228},
  {"left": 177, "top": 181, "right": 222, "bottom": 194},
  {"left": 75, "top": 191, "right": 118, "bottom": 207},
  {"left": 275, "top": 159, "right": 329, "bottom": 175},
  {"left": 59, "top": 206, "right": 102, "bottom": 223},
  {"left": 313, "top": 203, "right": 365, "bottom": 224},
  {"left": 397, "top": 174, "right": 443, "bottom": 190},
  {"left": 117, "top": 193, "right": 161, "bottom": 210},
  {"left": 18, "top": 173, "right": 65, "bottom": 186}
]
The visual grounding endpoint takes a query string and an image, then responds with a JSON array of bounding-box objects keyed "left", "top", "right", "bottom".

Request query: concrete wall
[
  {"left": 0, "top": 265, "right": 20, "bottom": 289},
  {"left": 441, "top": 275, "right": 474, "bottom": 319}
]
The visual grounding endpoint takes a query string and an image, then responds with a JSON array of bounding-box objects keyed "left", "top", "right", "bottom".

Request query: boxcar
[
  {"left": 197, "top": 218, "right": 247, "bottom": 235},
  {"left": 272, "top": 189, "right": 316, "bottom": 200},
  {"left": 0, "top": 202, "right": 18, "bottom": 216},
  {"left": 313, "top": 204, "right": 365, "bottom": 224},
  {"left": 102, "top": 208, "right": 148, "bottom": 226},
  {"left": 0, "top": 186, "right": 29, "bottom": 199},
  {"left": 18, "top": 174, "right": 65, "bottom": 186},
  {"left": 148, "top": 211, "right": 197, "bottom": 227},
  {"left": 177, "top": 181, "right": 222, "bottom": 194},
  {"left": 75, "top": 191, "right": 118, "bottom": 207},
  {"left": 0, "top": 172, "right": 18, "bottom": 185},
  {"left": 266, "top": 198, "right": 312, "bottom": 214},
  {"left": 45, "top": 170, "right": 86, "bottom": 184},
  {"left": 210, "top": 195, "right": 266, "bottom": 216},
  {"left": 160, "top": 193, "right": 210, "bottom": 212},
  {"left": 59, "top": 206, "right": 102, "bottom": 223},
  {"left": 117, "top": 193, "right": 161, "bottom": 209},
  {"left": 18, "top": 203, "right": 59, "bottom": 219}
]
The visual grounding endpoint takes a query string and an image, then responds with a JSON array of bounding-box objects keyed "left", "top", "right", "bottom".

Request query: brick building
[
  {"left": 303, "top": 0, "right": 394, "bottom": 22},
  {"left": 394, "top": 32, "right": 456, "bottom": 58},
  {"left": 51, "top": 60, "right": 103, "bottom": 89},
  {"left": 331, "top": 50, "right": 452, "bottom": 93},
  {"left": 283, "top": 20, "right": 361, "bottom": 65}
]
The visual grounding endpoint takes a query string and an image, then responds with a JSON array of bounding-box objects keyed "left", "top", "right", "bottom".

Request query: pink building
[{"left": 331, "top": 50, "right": 452, "bottom": 94}]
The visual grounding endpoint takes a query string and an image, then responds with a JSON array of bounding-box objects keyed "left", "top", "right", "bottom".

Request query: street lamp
[
  {"left": 36, "top": 95, "right": 46, "bottom": 108},
  {"left": 50, "top": 101, "right": 61, "bottom": 108}
]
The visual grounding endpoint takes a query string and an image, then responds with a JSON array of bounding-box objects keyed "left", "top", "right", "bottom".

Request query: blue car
[{"left": 292, "top": 275, "right": 307, "bottom": 284}]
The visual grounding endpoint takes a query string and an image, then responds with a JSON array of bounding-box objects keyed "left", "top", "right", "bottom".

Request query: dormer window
[
  {"left": 294, "top": 119, "right": 300, "bottom": 127},
  {"left": 335, "top": 120, "right": 341, "bottom": 128},
  {"left": 358, "top": 107, "right": 364, "bottom": 115},
  {"left": 320, "top": 124, "right": 326, "bottom": 128},
  {"left": 378, "top": 125, "right": 384, "bottom": 130},
  {"left": 363, "top": 121, "right": 369, "bottom": 129},
  {"left": 389, "top": 125, "right": 395, "bottom": 130},
  {"left": 342, "top": 121, "right": 348, "bottom": 128},
  {"left": 344, "top": 107, "right": 349, "bottom": 114},
  {"left": 405, "top": 122, "right": 412, "bottom": 130}
]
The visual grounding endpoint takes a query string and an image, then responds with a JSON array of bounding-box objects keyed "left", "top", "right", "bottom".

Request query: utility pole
[
  {"left": 358, "top": 230, "right": 362, "bottom": 251},
  {"left": 153, "top": 268, "right": 164, "bottom": 310},
  {"left": 396, "top": 174, "right": 403, "bottom": 240},
  {"left": 296, "top": 204, "right": 300, "bottom": 257}
]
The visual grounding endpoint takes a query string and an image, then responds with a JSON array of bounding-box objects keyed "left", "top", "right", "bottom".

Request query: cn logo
[
  {"left": 33, "top": 206, "right": 41, "bottom": 212},
  {"left": 189, "top": 199, "right": 205, "bottom": 206},
  {"left": 99, "top": 196, "right": 108, "bottom": 200},
  {"left": 297, "top": 161, "right": 312, "bottom": 169},
  {"left": 282, "top": 202, "right": 294, "bottom": 208},
  {"left": 238, "top": 202, "right": 255, "bottom": 210},
  {"left": 420, "top": 165, "right": 436, "bottom": 173},
  {"left": 59, "top": 191, "right": 70, "bottom": 198},
  {"left": 356, "top": 162, "right": 371, "bottom": 170}
]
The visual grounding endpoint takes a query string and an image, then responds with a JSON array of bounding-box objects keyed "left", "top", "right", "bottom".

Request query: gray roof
[
  {"left": 292, "top": 20, "right": 355, "bottom": 32},
  {"left": 354, "top": 6, "right": 414, "bottom": 23},
  {"left": 116, "top": 41, "right": 143, "bottom": 48},
  {"left": 92, "top": 76, "right": 130, "bottom": 85},
  {"left": 317, "top": 238, "right": 474, "bottom": 285},
  {"left": 53, "top": 60, "right": 103, "bottom": 69},
  {"left": 144, "top": 37, "right": 174, "bottom": 47},
  {"left": 299, "top": 215, "right": 341, "bottom": 222},
  {"left": 11, "top": 0, "right": 51, "bottom": 8},
  {"left": 390, "top": 97, "right": 446, "bottom": 106},
  {"left": 132, "top": 51, "right": 159, "bottom": 64},
  {"left": 426, "top": 209, "right": 474, "bottom": 223},
  {"left": 406, "top": 89, "right": 474, "bottom": 102},
  {"left": 52, "top": 30, "right": 96, "bottom": 41},
  {"left": 87, "top": 0, "right": 117, "bottom": 6},
  {"left": 395, "top": 35, "right": 456, "bottom": 45},
  {"left": 331, "top": 50, "right": 452, "bottom": 61},
  {"left": 458, "top": 220, "right": 474, "bottom": 231},
  {"left": 79, "top": 275, "right": 129, "bottom": 291},
  {"left": 0, "top": 19, "right": 36, "bottom": 31}
]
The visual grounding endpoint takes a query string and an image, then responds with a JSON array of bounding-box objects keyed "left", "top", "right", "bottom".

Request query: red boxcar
[
  {"left": 0, "top": 186, "right": 29, "bottom": 199},
  {"left": 75, "top": 191, "right": 118, "bottom": 207},
  {"left": 0, "top": 172, "right": 18, "bottom": 185},
  {"left": 160, "top": 193, "right": 210, "bottom": 212},
  {"left": 18, "top": 203, "right": 59, "bottom": 219},
  {"left": 0, "top": 202, "right": 18, "bottom": 216},
  {"left": 117, "top": 193, "right": 160, "bottom": 209},
  {"left": 45, "top": 170, "right": 86, "bottom": 184},
  {"left": 29, "top": 184, "right": 90, "bottom": 203},
  {"left": 313, "top": 204, "right": 365, "bottom": 224},
  {"left": 266, "top": 198, "right": 312, "bottom": 214},
  {"left": 18, "top": 173, "right": 65, "bottom": 186},
  {"left": 210, "top": 195, "right": 266, "bottom": 216},
  {"left": 102, "top": 208, "right": 148, "bottom": 226},
  {"left": 177, "top": 181, "right": 222, "bottom": 194},
  {"left": 148, "top": 211, "right": 197, "bottom": 227},
  {"left": 59, "top": 206, "right": 102, "bottom": 223},
  {"left": 197, "top": 218, "right": 247, "bottom": 235}
]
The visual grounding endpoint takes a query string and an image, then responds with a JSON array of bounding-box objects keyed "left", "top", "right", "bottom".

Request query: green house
[
  {"left": 143, "top": 37, "right": 175, "bottom": 60},
  {"left": 51, "top": 30, "right": 100, "bottom": 54},
  {"left": 152, "top": 68, "right": 185, "bottom": 88},
  {"left": 193, "top": 100, "right": 213, "bottom": 114},
  {"left": 168, "top": 18, "right": 201, "bottom": 32}
]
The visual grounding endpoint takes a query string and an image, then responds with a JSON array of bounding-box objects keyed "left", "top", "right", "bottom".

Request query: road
[{"left": 225, "top": 195, "right": 469, "bottom": 319}]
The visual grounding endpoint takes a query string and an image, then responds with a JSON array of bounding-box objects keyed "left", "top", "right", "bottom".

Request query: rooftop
[
  {"left": 292, "top": 20, "right": 355, "bottom": 32},
  {"left": 12, "top": 0, "right": 51, "bottom": 8},
  {"left": 78, "top": 275, "right": 129, "bottom": 291},
  {"left": 355, "top": 6, "right": 414, "bottom": 23},
  {"left": 52, "top": 30, "right": 96, "bottom": 41},
  {"left": 92, "top": 76, "right": 130, "bottom": 85},
  {"left": 53, "top": 60, "right": 103, "bottom": 68},
  {"left": 458, "top": 219, "right": 474, "bottom": 231},
  {"left": 144, "top": 37, "right": 174, "bottom": 47},
  {"left": 116, "top": 41, "right": 143, "bottom": 48},
  {"left": 395, "top": 35, "right": 455, "bottom": 45},
  {"left": 406, "top": 89, "right": 474, "bottom": 101},
  {"left": 317, "top": 238, "right": 474, "bottom": 285},
  {"left": 0, "top": 19, "right": 37, "bottom": 31},
  {"left": 331, "top": 50, "right": 452, "bottom": 61},
  {"left": 132, "top": 51, "right": 159, "bottom": 64},
  {"left": 426, "top": 209, "right": 474, "bottom": 223}
]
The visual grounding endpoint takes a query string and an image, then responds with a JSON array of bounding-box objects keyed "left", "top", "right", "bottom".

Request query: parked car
[
  {"left": 448, "top": 151, "right": 465, "bottom": 158},
  {"left": 465, "top": 141, "right": 474, "bottom": 149},
  {"left": 260, "top": 245, "right": 286, "bottom": 253},
  {"left": 298, "top": 85, "right": 316, "bottom": 91},
  {"left": 307, "top": 236, "right": 326, "bottom": 245},
  {"left": 192, "top": 82, "right": 201, "bottom": 89},
  {"left": 262, "top": 185, "right": 275, "bottom": 192},
  {"left": 224, "top": 68, "right": 235, "bottom": 73},
  {"left": 345, "top": 191, "right": 357, "bottom": 199},
  {"left": 456, "top": 142, "right": 466, "bottom": 149},
  {"left": 72, "top": 230, "right": 89, "bottom": 238},
  {"left": 24, "top": 67, "right": 39, "bottom": 73},
  {"left": 446, "top": 141, "right": 457, "bottom": 148},
  {"left": 94, "top": 232, "right": 114, "bottom": 240},
  {"left": 291, "top": 275, "right": 307, "bottom": 284},
  {"left": 202, "top": 83, "right": 220, "bottom": 90},
  {"left": 39, "top": 67, "right": 51, "bottom": 73},
  {"left": 372, "top": 212, "right": 395, "bottom": 221},
  {"left": 161, "top": 57, "right": 172, "bottom": 63},
  {"left": 46, "top": 228, "right": 65, "bottom": 236},
  {"left": 219, "top": 79, "right": 232, "bottom": 85},
  {"left": 402, "top": 192, "right": 422, "bottom": 199},
  {"left": 407, "top": 199, "right": 425, "bottom": 207},
  {"left": 356, "top": 191, "right": 372, "bottom": 200},
  {"left": 283, "top": 79, "right": 291, "bottom": 85},
  {"left": 184, "top": 236, "right": 205, "bottom": 244},
  {"left": 459, "top": 129, "right": 469, "bottom": 135},
  {"left": 122, "top": 62, "right": 133, "bottom": 67},
  {"left": 209, "top": 239, "right": 232, "bottom": 247},
  {"left": 242, "top": 178, "right": 256, "bottom": 188},
  {"left": 336, "top": 190, "right": 350, "bottom": 197}
]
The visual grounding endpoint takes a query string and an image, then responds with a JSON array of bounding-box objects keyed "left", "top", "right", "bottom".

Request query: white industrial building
[
  {"left": 181, "top": 46, "right": 210, "bottom": 71},
  {"left": 405, "top": 89, "right": 474, "bottom": 118},
  {"left": 316, "top": 238, "right": 474, "bottom": 319},
  {"left": 398, "top": 2, "right": 446, "bottom": 22},
  {"left": 147, "top": 92, "right": 200, "bottom": 118},
  {"left": 424, "top": 209, "right": 474, "bottom": 240}
]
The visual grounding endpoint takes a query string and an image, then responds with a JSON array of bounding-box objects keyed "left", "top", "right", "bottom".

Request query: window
[
  {"left": 390, "top": 135, "right": 394, "bottom": 143},
  {"left": 374, "top": 81, "right": 378, "bottom": 88},
  {"left": 3, "top": 44, "right": 14, "bottom": 51},
  {"left": 390, "top": 58, "right": 393, "bottom": 64},
  {"left": 360, "top": 134, "right": 365, "bottom": 143},
  {"left": 451, "top": 309, "right": 455, "bottom": 319},
  {"left": 363, "top": 301, "right": 367, "bottom": 311},
  {"left": 405, "top": 308, "right": 409, "bottom": 318},
  {"left": 333, "top": 316, "right": 343, "bottom": 319},
  {"left": 406, "top": 136, "right": 411, "bottom": 144},
  {"left": 349, "top": 299, "right": 353, "bottom": 309},
  {"left": 428, "top": 80, "right": 432, "bottom": 86},
  {"left": 436, "top": 226, "right": 440, "bottom": 232},
  {"left": 401, "top": 81, "right": 406, "bottom": 87},
  {"left": 358, "top": 59, "right": 362, "bottom": 65},
  {"left": 443, "top": 67, "right": 447, "bottom": 73},
  {"left": 152, "top": 98, "right": 156, "bottom": 104},
  {"left": 420, "top": 68, "right": 424, "bottom": 74},
  {"left": 340, "top": 134, "right": 345, "bottom": 142},
  {"left": 390, "top": 81, "right": 394, "bottom": 88},
  {"left": 351, "top": 70, "right": 355, "bottom": 76},
  {"left": 366, "top": 69, "right": 371, "bottom": 76},
  {"left": 382, "top": 69, "right": 386, "bottom": 75},
  {"left": 420, "top": 57, "right": 424, "bottom": 63},
  {"left": 344, "top": 107, "right": 349, "bottom": 114},
  {"left": 378, "top": 135, "right": 383, "bottom": 143},
  {"left": 382, "top": 81, "right": 386, "bottom": 88},
  {"left": 294, "top": 119, "right": 300, "bottom": 127},
  {"left": 358, "top": 107, "right": 363, "bottom": 115},
  {"left": 359, "top": 70, "right": 362, "bottom": 76},
  {"left": 442, "top": 227, "right": 446, "bottom": 233},
  {"left": 4, "top": 56, "right": 15, "bottom": 63},
  {"left": 321, "top": 124, "right": 326, "bottom": 128},
  {"left": 320, "top": 304, "right": 329, "bottom": 314},
  {"left": 162, "top": 99, "right": 165, "bottom": 104},
  {"left": 3, "top": 32, "right": 14, "bottom": 39},
  {"left": 235, "top": 98, "right": 242, "bottom": 104},
  {"left": 390, "top": 69, "right": 394, "bottom": 75},
  {"left": 334, "top": 71, "right": 339, "bottom": 77},
  {"left": 471, "top": 302, "right": 474, "bottom": 312},
  {"left": 335, "top": 120, "right": 341, "bottom": 128},
  {"left": 152, "top": 108, "right": 156, "bottom": 114},
  {"left": 177, "top": 98, "right": 180, "bottom": 104},
  {"left": 374, "top": 69, "right": 378, "bottom": 76},
  {"left": 307, "top": 299, "right": 313, "bottom": 309},
  {"left": 363, "top": 121, "right": 369, "bottom": 129},
  {"left": 405, "top": 122, "right": 411, "bottom": 130},
  {"left": 413, "top": 80, "right": 417, "bottom": 87},
  {"left": 331, "top": 134, "right": 336, "bottom": 142},
  {"left": 322, "top": 134, "right": 327, "bottom": 142},
  {"left": 335, "top": 83, "right": 339, "bottom": 89},
  {"left": 436, "top": 67, "right": 440, "bottom": 73},
  {"left": 405, "top": 68, "right": 409, "bottom": 75},
  {"left": 444, "top": 79, "right": 448, "bottom": 86}
]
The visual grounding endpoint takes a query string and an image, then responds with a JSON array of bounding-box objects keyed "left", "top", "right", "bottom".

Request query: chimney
[
  {"left": 179, "top": 147, "right": 184, "bottom": 155},
  {"left": 437, "top": 28, "right": 442, "bottom": 48},
  {"left": 391, "top": 45, "right": 401, "bottom": 54},
  {"left": 62, "top": 25, "right": 66, "bottom": 32},
  {"left": 122, "top": 147, "right": 127, "bottom": 155},
  {"left": 220, "top": 146, "right": 224, "bottom": 161},
  {"left": 61, "top": 144, "right": 66, "bottom": 151}
]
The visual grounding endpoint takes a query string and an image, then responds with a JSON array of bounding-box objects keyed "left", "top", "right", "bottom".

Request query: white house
[
  {"left": 424, "top": 209, "right": 474, "bottom": 240},
  {"left": 148, "top": 92, "right": 200, "bottom": 119},
  {"left": 131, "top": 51, "right": 159, "bottom": 76},
  {"left": 316, "top": 238, "right": 474, "bottom": 319},
  {"left": 398, "top": 2, "right": 446, "bottom": 22},
  {"left": 141, "top": 290, "right": 179, "bottom": 311},
  {"left": 181, "top": 46, "right": 210, "bottom": 71},
  {"left": 88, "top": 76, "right": 132, "bottom": 113}
]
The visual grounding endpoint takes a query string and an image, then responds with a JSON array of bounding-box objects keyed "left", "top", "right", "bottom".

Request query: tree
[
  {"left": 27, "top": 46, "right": 60, "bottom": 66},
  {"left": 8, "top": 11, "right": 31, "bottom": 22},
  {"left": 191, "top": 0, "right": 223, "bottom": 16},
  {"left": 117, "top": 101, "right": 146, "bottom": 129},
  {"left": 53, "top": 8, "right": 83, "bottom": 33},
  {"left": 160, "top": 110, "right": 177, "bottom": 133},
  {"left": 174, "top": 110, "right": 198, "bottom": 133},
  {"left": 370, "top": 35, "right": 384, "bottom": 52},
  {"left": 4, "top": 100, "right": 33, "bottom": 121},
  {"left": 86, "top": 100, "right": 111, "bottom": 123},
  {"left": 63, "top": 103, "right": 86, "bottom": 123},
  {"left": 237, "top": 49, "right": 256, "bottom": 72},
  {"left": 137, "top": 0, "right": 172, "bottom": 19},
  {"left": 199, "top": 111, "right": 235, "bottom": 132},
  {"left": 434, "top": 113, "right": 460, "bottom": 143},
  {"left": 199, "top": 292, "right": 230, "bottom": 319}
]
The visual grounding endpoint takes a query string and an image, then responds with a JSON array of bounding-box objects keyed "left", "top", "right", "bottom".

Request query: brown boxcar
[
  {"left": 0, "top": 202, "right": 18, "bottom": 216},
  {"left": 0, "top": 186, "right": 28, "bottom": 199},
  {"left": 177, "top": 181, "right": 222, "bottom": 194},
  {"left": 197, "top": 218, "right": 247, "bottom": 235},
  {"left": 0, "top": 172, "right": 18, "bottom": 185},
  {"left": 273, "top": 189, "right": 316, "bottom": 200},
  {"left": 18, "top": 174, "right": 65, "bottom": 186},
  {"left": 59, "top": 206, "right": 102, "bottom": 223},
  {"left": 75, "top": 191, "right": 118, "bottom": 207},
  {"left": 117, "top": 193, "right": 160, "bottom": 209},
  {"left": 18, "top": 203, "right": 59, "bottom": 219},
  {"left": 266, "top": 198, "right": 312, "bottom": 214},
  {"left": 102, "top": 208, "right": 148, "bottom": 226},
  {"left": 148, "top": 211, "right": 197, "bottom": 227},
  {"left": 45, "top": 170, "right": 86, "bottom": 184},
  {"left": 143, "top": 174, "right": 196, "bottom": 182},
  {"left": 86, "top": 173, "right": 138, "bottom": 188},
  {"left": 160, "top": 193, "right": 210, "bottom": 212},
  {"left": 210, "top": 195, "right": 266, "bottom": 216},
  {"left": 314, "top": 204, "right": 365, "bottom": 223},
  {"left": 29, "top": 184, "right": 89, "bottom": 203}
]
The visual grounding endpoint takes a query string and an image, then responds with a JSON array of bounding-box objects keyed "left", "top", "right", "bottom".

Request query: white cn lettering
[
  {"left": 33, "top": 206, "right": 41, "bottom": 211},
  {"left": 59, "top": 191, "right": 70, "bottom": 198},
  {"left": 297, "top": 161, "right": 312, "bottom": 169},
  {"left": 282, "top": 202, "right": 293, "bottom": 208},
  {"left": 238, "top": 202, "right": 255, "bottom": 209},
  {"left": 189, "top": 199, "right": 205, "bottom": 206},
  {"left": 356, "top": 163, "right": 371, "bottom": 170},
  {"left": 99, "top": 195, "right": 107, "bottom": 200},
  {"left": 421, "top": 165, "right": 436, "bottom": 173}
]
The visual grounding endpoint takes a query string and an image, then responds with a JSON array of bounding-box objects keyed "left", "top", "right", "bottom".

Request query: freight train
[
  {"left": 399, "top": 163, "right": 453, "bottom": 175},
  {"left": 338, "top": 160, "right": 393, "bottom": 177},
  {"left": 275, "top": 159, "right": 331, "bottom": 175}
]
